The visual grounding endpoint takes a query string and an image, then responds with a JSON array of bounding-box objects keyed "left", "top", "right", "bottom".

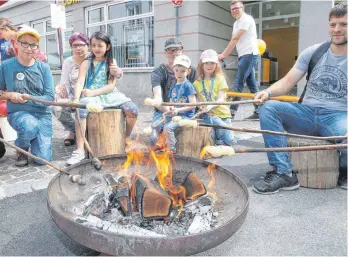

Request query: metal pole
[
  {"left": 57, "top": 28, "right": 64, "bottom": 69},
  {"left": 175, "top": 6, "right": 179, "bottom": 37},
  {"left": 55, "top": 0, "right": 64, "bottom": 69}
]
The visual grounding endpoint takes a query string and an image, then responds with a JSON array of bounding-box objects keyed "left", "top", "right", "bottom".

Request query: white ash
[
  {"left": 75, "top": 215, "right": 165, "bottom": 237},
  {"left": 72, "top": 175, "right": 220, "bottom": 237}
]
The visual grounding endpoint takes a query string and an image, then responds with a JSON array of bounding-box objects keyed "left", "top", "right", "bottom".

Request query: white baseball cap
[
  {"left": 200, "top": 49, "right": 219, "bottom": 63},
  {"left": 172, "top": 55, "right": 191, "bottom": 68}
]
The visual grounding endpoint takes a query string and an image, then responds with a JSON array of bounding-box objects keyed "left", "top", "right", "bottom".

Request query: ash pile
[{"left": 70, "top": 171, "right": 220, "bottom": 237}]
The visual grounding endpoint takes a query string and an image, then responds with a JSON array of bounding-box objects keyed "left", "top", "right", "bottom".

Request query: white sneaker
[{"left": 67, "top": 150, "right": 86, "bottom": 165}]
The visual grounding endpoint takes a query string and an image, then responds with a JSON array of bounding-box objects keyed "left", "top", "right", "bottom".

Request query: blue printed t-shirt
[
  {"left": 168, "top": 79, "right": 196, "bottom": 118},
  {"left": 0, "top": 58, "right": 54, "bottom": 114},
  {"left": 0, "top": 39, "right": 15, "bottom": 63}
]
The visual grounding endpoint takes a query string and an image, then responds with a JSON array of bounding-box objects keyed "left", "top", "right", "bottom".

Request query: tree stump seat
[
  {"left": 288, "top": 137, "right": 339, "bottom": 189},
  {"left": 87, "top": 109, "right": 125, "bottom": 157},
  {"left": 175, "top": 126, "right": 214, "bottom": 159}
]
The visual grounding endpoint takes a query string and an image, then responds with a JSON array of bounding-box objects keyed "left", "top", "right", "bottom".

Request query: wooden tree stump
[
  {"left": 87, "top": 109, "right": 125, "bottom": 158},
  {"left": 175, "top": 127, "right": 214, "bottom": 159},
  {"left": 288, "top": 138, "right": 339, "bottom": 189}
]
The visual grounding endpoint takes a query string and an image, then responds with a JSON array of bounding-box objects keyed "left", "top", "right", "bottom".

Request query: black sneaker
[
  {"left": 252, "top": 171, "right": 300, "bottom": 194},
  {"left": 338, "top": 175, "right": 347, "bottom": 190},
  {"left": 245, "top": 112, "right": 259, "bottom": 120},
  {"left": 0, "top": 129, "right": 6, "bottom": 159},
  {"left": 15, "top": 150, "right": 29, "bottom": 167},
  {"left": 0, "top": 141, "right": 5, "bottom": 159}
]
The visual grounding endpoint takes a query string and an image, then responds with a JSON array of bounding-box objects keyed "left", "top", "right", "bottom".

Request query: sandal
[{"left": 64, "top": 138, "right": 76, "bottom": 146}]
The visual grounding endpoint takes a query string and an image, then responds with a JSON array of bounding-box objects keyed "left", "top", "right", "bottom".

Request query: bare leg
[
  {"left": 125, "top": 116, "right": 137, "bottom": 137},
  {"left": 75, "top": 118, "right": 86, "bottom": 151}
]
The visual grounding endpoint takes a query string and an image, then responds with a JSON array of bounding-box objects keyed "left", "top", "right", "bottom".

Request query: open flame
[
  {"left": 207, "top": 163, "right": 218, "bottom": 201},
  {"left": 121, "top": 133, "right": 216, "bottom": 217}
]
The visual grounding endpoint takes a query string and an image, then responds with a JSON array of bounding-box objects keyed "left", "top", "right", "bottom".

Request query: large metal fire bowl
[{"left": 47, "top": 154, "right": 249, "bottom": 256}]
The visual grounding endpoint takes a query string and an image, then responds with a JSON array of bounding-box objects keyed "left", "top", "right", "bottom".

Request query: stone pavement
[{"left": 0, "top": 104, "right": 260, "bottom": 200}]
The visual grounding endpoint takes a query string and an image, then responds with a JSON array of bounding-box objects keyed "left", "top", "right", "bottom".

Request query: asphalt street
[{"left": 0, "top": 137, "right": 346, "bottom": 256}]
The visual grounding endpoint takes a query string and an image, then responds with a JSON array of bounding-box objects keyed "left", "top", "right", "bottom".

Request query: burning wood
[
  {"left": 104, "top": 173, "right": 132, "bottom": 216},
  {"left": 171, "top": 171, "right": 207, "bottom": 200},
  {"left": 131, "top": 174, "right": 173, "bottom": 220}
]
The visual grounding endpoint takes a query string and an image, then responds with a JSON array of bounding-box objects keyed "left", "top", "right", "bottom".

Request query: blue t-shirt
[
  {"left": 169, "top": 79, "right": 196, "bottom": 118},
  {"left": 0, "top": 39, "right": 15, "bottom": 63},
  {"left": 0, "top": 58, "right": 54, "bottom": 114}
]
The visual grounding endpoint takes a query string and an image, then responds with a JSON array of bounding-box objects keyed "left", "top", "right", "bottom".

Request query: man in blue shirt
[{"left": 0, "top": 26, "right": 54, "bottom": 166}]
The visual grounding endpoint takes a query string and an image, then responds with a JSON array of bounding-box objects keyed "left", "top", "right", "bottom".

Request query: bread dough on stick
[{"left": 200, "top": 145, "right": 235, "bottom": 159}]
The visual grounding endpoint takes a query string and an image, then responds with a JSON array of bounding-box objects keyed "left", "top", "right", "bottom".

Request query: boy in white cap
[
  {"left": 150, "top": 37, "right": 197, "bottom": 147},
  {"left": 0, "top": 26, "right": 54, "bottom": 166},
  {"left": 153, "top": 54, "right": 197, "bottom": 153}
]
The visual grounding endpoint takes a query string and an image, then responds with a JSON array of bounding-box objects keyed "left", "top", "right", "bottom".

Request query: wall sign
[
  {"left": 62, "top": 0, "right": 80, "bottom": 6},
  {"left": 50, "top": 4, "right": 66, "bottom": 29}
]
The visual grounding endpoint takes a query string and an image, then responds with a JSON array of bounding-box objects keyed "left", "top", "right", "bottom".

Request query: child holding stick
[{"left": 193, "top": 49, "right": 236, "bottom": 146}]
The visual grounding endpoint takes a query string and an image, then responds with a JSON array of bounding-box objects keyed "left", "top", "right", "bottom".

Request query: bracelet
[
  {"left": 0, "top": 90, "right": 4, "bottom": 97},
  {"left": 264, "top": 89, "right": 272, "bottom": 98}
]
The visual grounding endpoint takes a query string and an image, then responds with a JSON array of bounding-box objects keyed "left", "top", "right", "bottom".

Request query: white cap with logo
[
  {"left": 172, "top": 55, "right": 191, "bottom": 68},
  {"left": 200, "top": 49, "right": 219, "bottom": 63}
]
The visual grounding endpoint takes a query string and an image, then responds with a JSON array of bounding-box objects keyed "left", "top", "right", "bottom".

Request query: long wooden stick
[
  {"left": 227, "top": 92, "right": 299, "bottom": 103},
  {"left": 23, "top": 95, "right": 88, "bottom": 109},
  {"left": 161, "top": 99, "right": 259, "bottom": 107},
  {"left": 235, "top": 144, "right": 347, "bottom": 153},
  {"left": 0, "top": 137, "right": 69, "bottom": 175},
  {"left": 200, "top": 123, "right": 348, "bottom": 141}
]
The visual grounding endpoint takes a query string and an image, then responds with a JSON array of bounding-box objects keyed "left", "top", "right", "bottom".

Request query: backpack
[{"left": 298, "top": 41, "right": 331, "bottom": 103}]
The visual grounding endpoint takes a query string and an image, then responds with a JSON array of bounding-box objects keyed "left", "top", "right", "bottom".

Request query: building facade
[{"left": 0, "top": 0, "right": 338, "bottom": 106}]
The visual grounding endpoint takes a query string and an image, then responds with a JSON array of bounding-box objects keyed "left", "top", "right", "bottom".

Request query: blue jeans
[
  {"left": 8, "top": 111, "right": 52, "bottom": 163},
  {"left": 163, "top": 119, "right": 185, "bottom": 151},
  {"left": 259, "top": 100, "right": 347, "bottom": 174},
  {"left": 231, "top": 54, "right": 259, "bottom": 114},
  {"left": 150, "top": 111, "right": 185, "bottom": 151},
  {"left": 202, "top": 114, "right": 236, "bottom": 146},
  {"left": 151, "top": 111, "right": 171, "bottom": 146}
]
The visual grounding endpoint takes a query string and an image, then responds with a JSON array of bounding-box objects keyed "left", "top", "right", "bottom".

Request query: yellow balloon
[{"left": 257, "top": 39, "right": 266, "bottom": 55}]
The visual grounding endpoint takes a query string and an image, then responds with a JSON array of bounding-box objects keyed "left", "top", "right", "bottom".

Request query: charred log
[
  {"left": 132, "top": 174, "right": 173, "bottom": 220},
  {"left": 172, "top": 171, "right": 207, "bottom": 200},
  {"left": 104, "top": 173, "right": 132, "bottom": 216}
]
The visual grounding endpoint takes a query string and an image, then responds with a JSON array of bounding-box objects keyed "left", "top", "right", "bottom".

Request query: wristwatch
[{"left": 264, "top": 89, "right": 272, "bottom": 98}]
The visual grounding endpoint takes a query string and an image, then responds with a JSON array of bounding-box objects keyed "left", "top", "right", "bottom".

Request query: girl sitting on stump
[
  {"left": 67, "top": 31, "right": 138, "bottom": 165},
  {"left": 193, "top": 49, "right": 236, "bottom": 146}
]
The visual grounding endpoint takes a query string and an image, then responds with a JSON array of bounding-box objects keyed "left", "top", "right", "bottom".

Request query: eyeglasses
[
  {"left": 72, "top": 43, "right": 87, "bottom": 49},
  {"left": 166, "top": 48, "right": 183, "bottom": 54},
  {"left": 231, "top": 6, "right": 243, "bottom": 12},
  {"left": 17, "top": 40, "right": 39, "bottom": 50}
]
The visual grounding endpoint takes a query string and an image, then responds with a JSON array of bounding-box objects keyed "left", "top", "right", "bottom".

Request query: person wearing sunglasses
[
  {"left": 149, "top": 37, "right": 197, "bottom": 147},
  {"left": 0, "top": 26, "right": 54, "bottom": 167},
  {"left": 219, "top": 0, "right": 260, "bottom": 120}
]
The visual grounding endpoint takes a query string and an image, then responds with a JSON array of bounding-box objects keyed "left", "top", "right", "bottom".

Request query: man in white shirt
[{"left": 219, "top": 0, "right": 260, "bottom": 119}]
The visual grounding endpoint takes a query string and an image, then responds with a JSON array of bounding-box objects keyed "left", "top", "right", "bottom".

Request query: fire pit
[{"left": 47, "top": 154, "right": 249, "bottom": 256}]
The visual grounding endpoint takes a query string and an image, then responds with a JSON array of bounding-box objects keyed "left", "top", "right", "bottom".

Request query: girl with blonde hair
[{"left": 193, "top": 49, "right": 236, "bottom": 146}]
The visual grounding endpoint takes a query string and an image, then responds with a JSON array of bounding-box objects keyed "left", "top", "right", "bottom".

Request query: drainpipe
[
  {"left": 175, "top": 5, "right": 180, "bottom": 37},
  {"left": 55, "top": 0, "right": 64, "bottom": 69}
]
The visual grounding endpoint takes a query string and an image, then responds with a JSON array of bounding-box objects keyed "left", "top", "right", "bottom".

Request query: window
[
  {"left": 86, "top": 1, "right": 154, "bottom": 68},
  {"left": 31, "top": 14, "right": 74, "bottom": 70}
]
